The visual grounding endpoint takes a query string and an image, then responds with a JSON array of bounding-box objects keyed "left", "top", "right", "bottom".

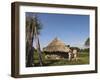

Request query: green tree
[{"left": 84, "top": 37, "right": 89, "bottom": 47}]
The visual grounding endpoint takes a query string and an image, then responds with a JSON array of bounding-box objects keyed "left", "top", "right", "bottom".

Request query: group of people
[{"left": 68, "top": 49, "right": 78, "bottom": 61}]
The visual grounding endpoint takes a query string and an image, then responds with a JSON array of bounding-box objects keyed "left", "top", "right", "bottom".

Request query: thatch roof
[{"left": 43, "top": 37, "right": 70, "bottom": 52}]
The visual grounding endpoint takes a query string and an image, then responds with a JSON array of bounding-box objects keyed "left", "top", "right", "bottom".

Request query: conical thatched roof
[{"left": 43, "top": 37, "right": 70, "bottom": 52}]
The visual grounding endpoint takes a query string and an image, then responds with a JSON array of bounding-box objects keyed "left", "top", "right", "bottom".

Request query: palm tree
[{"left": 26, "top": 14, "right": 43, "bottom": 67}]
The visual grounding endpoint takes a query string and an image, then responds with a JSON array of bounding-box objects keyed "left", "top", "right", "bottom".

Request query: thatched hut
[{"left": 43, "top": 37, "right": 71, "bottom": 60}]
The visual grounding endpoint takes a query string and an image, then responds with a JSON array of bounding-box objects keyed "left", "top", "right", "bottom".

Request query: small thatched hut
[{"left": 43, "top": 37, "right": 71, "bottom": 60}]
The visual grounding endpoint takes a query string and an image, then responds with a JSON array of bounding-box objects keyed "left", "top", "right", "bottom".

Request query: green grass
[{"left": 33, "top": 51, "right": 89, "bottom": 66}]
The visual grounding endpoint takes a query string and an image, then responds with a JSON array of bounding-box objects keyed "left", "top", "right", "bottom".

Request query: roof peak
[
  {"left": 43, "top": 37, "right": 70, "bottom": 52},
  {"left": 54, "top": 37, "right": 59, "bottom": 41}
]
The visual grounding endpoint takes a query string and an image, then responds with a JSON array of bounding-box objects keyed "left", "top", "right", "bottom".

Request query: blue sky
[{"left": 26, "top": 12, "right": 89, "bottom": 49}]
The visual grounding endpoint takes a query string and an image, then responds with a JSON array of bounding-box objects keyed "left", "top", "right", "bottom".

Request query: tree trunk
[
  {"left": 26, "top": 22, "right": 34, "bottom": 67},
  {"left": 34, "top": 27, "right": 43, "bottom": 66}
]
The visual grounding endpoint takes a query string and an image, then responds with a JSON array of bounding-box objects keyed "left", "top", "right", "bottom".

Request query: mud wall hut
[{"left": 43, "top": 38, "right": 71, "bottom": 60}]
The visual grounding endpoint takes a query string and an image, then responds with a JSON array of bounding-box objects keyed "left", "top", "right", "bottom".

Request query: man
[
  {"left": 68, "top": 50, "right": 72, "bottom": 61},
  {"left": 73, "top": 49, "right": 78, "bottom": 61}
]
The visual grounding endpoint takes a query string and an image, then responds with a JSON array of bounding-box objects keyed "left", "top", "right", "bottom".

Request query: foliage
[
  {"left": 80, "top": 48, "right": 89, "bottom": 52},
  {"left": 85, "top": 37, "right": 89, "bottom": 46},
  {"left": 26, "top": 15, "right": 43, "bottom": 35},
  {"left": 70, "top": 47, "right": 80, "bottom": 52}
]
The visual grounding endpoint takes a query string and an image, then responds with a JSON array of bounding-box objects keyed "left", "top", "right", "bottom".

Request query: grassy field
[{"left": 33, "top": 51, "right": 89, "bottom": 66}]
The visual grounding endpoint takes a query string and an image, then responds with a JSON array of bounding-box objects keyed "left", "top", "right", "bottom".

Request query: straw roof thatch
[{"left": 43, "top": 37, "right": 70, "bottom": 52}]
